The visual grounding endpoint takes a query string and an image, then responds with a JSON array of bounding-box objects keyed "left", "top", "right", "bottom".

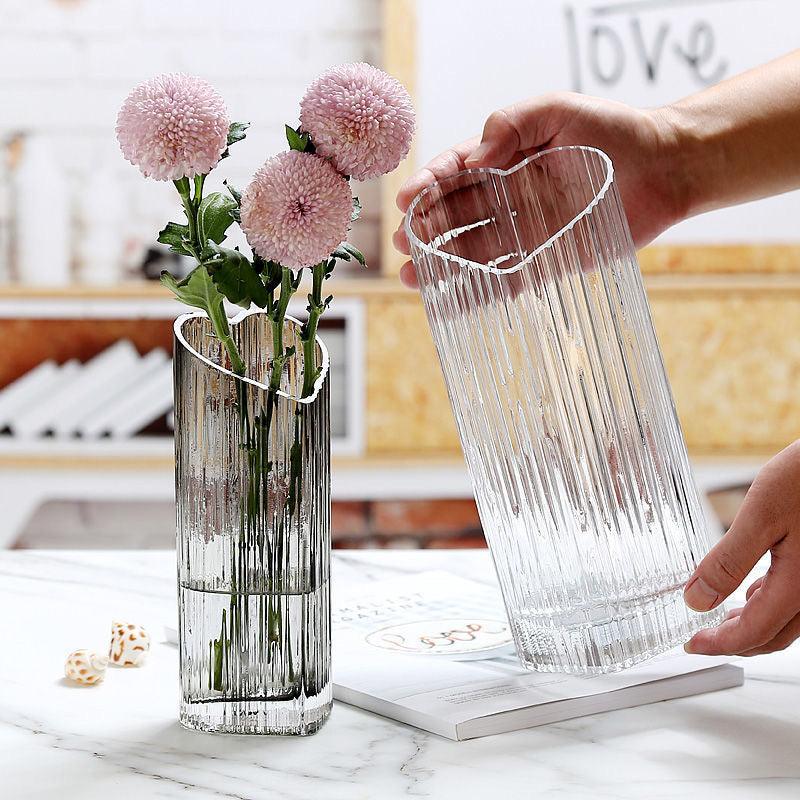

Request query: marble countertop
[{"left": 2, "top": 548, "right": 799, "bottom": 799}]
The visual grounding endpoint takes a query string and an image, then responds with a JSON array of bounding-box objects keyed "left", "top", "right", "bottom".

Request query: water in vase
[{"left": 179, "top": 581, "right": 331, "bottom": 735}]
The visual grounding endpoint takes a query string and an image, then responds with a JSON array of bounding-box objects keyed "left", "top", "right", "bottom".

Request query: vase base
[
  {"left": 510, "top": 585, "right": 725, "bottom": 675},
  {"left": 180, "top": 686, "right": 333, "bottom": 735}
]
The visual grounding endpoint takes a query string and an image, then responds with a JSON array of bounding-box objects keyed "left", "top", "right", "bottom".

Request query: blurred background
[{"left": 0, "top": 0, "right": 797, "bottom": 550}]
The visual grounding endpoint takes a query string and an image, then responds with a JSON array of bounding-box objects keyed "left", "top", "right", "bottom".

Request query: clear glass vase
[
  {"left": 174, "top": 310, "right": 331, "bottom": 733},
  {"left": 406, "top": 146, "right": 723, "bottom": 675}
]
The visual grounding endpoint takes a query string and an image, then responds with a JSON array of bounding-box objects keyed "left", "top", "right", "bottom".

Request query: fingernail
[
  {"left": 683, "top": 640, "right": 695, "bottom": 654},
  {"left": 465, "top": 143, "right": 492, "bottom": 166},
  {"left": 684, "top": 576, "right": 720, "bottom": 612}
]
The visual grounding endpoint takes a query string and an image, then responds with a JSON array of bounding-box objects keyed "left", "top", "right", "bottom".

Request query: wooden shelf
[
  {"left": 0, "top": 444, "right": 474, "bottom": 501},
  {"left": 0, "top": 275, "right": 411, "bottom": 301},
  {"left": 2, "top": 272, "right": 797, "bottom": 303},
  {"left": 0, "top": 440, "right": 466, "bottom": 470}
]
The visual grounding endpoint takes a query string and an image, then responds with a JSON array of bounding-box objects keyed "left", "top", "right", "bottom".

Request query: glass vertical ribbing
[
  {"left": 174, "top": 311, "right": 332, "bottom": 732},
  {"left": 406, "top": 146, "right": 723, "bottom": 675}
]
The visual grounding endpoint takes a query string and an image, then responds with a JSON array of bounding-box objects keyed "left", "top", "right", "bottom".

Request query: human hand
[
  {"left": 394, "top": 92, "right": 686, "bottom": 288},
  {"left": 684, "top": 440, "right": 800, "bottom": 656}
]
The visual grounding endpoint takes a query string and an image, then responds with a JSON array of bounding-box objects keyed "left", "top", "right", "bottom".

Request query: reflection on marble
[{"left": 2, "top": 549, "right": 799, "bottom": 799}]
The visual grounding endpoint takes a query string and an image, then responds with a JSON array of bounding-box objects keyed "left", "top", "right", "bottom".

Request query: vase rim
[
  {"left": 173, "top": 307, "right": 330, "bottom": 404},
  {"left": 403, "top": 145, "right": 614, "bottom": 277}
]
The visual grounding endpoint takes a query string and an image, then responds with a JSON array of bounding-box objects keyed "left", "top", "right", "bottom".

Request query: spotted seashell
[
  {"left": 64, "top": 649, "right": 108, "bottom": 686},
  {"left": 109, "top": 621, "right": 150, "bottom": 667}
]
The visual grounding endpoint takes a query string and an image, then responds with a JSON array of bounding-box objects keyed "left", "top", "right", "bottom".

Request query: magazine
[{"left": 331, "top": 571, "right": 744, "bottom": 740}]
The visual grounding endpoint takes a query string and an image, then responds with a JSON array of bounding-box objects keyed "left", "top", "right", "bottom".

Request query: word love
[{"left": 567, "top": 6, "right": 728, "bottom": 90}]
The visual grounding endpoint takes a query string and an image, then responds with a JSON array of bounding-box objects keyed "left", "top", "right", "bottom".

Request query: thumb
[
  {"left": 684, "top": 508, "right": 772, "bottom": 612},
  {"left": 464, "top": 108, "right": 521, "bottom": 167},
  {"left": 464, "top": 94, "right": 572, "bottom": 168}
]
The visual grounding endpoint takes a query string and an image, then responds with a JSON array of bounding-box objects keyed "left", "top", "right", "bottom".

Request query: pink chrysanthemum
[
  {"left": 116, "top": 73, "right": 229, "bottom": 181},
  {"left": 240, "top": 151, "right": 353, "bottom": 269},
  {"left": 300, "top": 62, "right": 414, "bottom": 181}
]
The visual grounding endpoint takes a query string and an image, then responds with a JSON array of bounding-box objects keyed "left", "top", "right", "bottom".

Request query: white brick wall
[{"left": 0, "top": 0, "right": 383, "bottom": 280}]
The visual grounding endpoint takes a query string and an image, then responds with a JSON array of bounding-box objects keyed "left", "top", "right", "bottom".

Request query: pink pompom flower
[
  {"left": 240, "top": 151, "right": 353, "bottom": 269},
  {"left": 300, "top": 62, "right": 414, "bottom": 181},
  {"left": 116, "top": 73, "right": 229, "bottom": 181}
]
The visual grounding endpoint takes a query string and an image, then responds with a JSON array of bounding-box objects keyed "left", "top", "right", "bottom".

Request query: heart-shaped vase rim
[
  {"left": 403, "top": 145, "right": 614, "bottom": 276},
  {"left": 174, "top": 306, "right": 330, "bottom": 404}
]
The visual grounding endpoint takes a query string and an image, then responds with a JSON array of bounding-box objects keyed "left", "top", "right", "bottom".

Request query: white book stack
[
  {"left": 1, "top": 359, "right": 82, "bottom": 436},
  {"left": 0, "top": 340, "right": 174, "bottom": 440},
  {"left": 79, "top": 357, "right": 172, "bottom": 438},
  {"left": 70, "top": 347, "right": 169, "bottom": 437},
  {"left": 12, "top": 341, "right": 139, "bottom": 437},
  {"left": 0, "top": 359, "right": 73, "bottom": 432}
]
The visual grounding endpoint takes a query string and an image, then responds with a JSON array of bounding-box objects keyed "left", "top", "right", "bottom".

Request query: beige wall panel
[
  {"left": 651, "top": 287, "right": 800, "bottom": 454},
  {"left": 365, "top": 281, "right": 800, "bottom": 458},
  {"left": 381, "top": 0, "right": 417, "bottom": 277},
  {"left": 640, "top": 244, "right": 800, "bottom": 275},
  {"left": 365, "top": 294, "right": 459, "bottom": 453}
]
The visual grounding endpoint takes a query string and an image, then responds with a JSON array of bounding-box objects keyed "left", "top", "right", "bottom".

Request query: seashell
[
  {"left": 64, "top": 649, "right": 108, "bottom": 686},
  {"left": 109, "top": 621, "right": 151, "bottom": 667}
]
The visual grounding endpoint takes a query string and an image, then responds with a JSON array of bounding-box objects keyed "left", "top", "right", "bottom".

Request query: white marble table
[{"left": 2, "top": 549, "right": 799, "bottom": 799}]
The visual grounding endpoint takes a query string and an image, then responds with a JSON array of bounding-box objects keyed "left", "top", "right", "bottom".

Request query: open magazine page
[{"left": 332, "top": 572, "right": 736, "bottom": 727}]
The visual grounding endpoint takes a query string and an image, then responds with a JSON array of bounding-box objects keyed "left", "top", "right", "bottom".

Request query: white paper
[{"left": 333, "top": 572, "right": 736, "bottom": 727}]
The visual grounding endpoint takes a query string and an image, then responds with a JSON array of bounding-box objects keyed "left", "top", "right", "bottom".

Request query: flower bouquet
[{"left": 117, "top": 64, "right": 413, "bottom": 734}]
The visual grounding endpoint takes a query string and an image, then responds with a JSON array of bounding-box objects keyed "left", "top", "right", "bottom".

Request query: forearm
[{"left": 659, "top": 50, "right": 800, "bottom": 221}]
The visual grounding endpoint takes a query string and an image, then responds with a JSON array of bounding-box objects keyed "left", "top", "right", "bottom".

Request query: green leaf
[
  {"left": 227, "top": 121, "right": 250, "bottom": 147},
  {"left": 197, "top": 192, "right": 237, "bottom": 245},
  {"left": 351, "top": 196, "right": 362, "bottom": 222},
  {"left": 285, "top": 124, "right": 312, "bottom": 152},
  {"left": 160, "top": 266, "right": 226, "bottom": 314},
  {"left": 205, "top": 243, "right": 269, "bottom": 309},
  {"left": 262, "top": 259, "right": 283, "bottom": 293},
  {"left": 157, "top": 221, "right": 193, "bottom": 256},
  {"left": 219, "top": 121, "right": 250, "bottom": 160},
  {"left": 341, "top": 241, "right": 366, "bottom": 266},
  {"left": 160, "top": 270, "right": 181, "bottom": 294},
  {"left": 223, "top": 180, "right": 242, "bottom": 205},
  {"left": 285, "top": 124, "right": 303, "bottom": 150},
  {"left": 330, "top": 242, "right": 366, "bottom": 267}
]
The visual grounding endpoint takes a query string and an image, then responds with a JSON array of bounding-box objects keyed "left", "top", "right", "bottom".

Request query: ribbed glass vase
[
  {"left": 174, "top": 310, "right": 331, "bottom": 733},
  {"left": 406, "top": 146, "right": 723, "bottom": 675}
]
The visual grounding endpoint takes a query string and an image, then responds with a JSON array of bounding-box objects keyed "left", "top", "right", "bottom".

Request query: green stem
[
  {"left": 193, "top": 174, "right": 205, "bottom": 209},
  {"left": 211, "top": 607, "right": 227, "bottom": 692},
  {"left": 172, "top": 176, "right": 246, "bottom": 376},
  {"left": 174, "top": 178, "right": 198, "bottom": 250},
  {"left": 209, "top": 296, "right": 246, "bottom": 376},
  {"left": 301, "top": 261, "right": 327, "bottom": 398},
  {"left": 268, "top": 267, "right": 296, "bottom": 393}
]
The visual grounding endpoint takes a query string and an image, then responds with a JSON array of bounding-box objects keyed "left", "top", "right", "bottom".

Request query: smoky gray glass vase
[
  {"left": 406, "top": 146, "right": 723, "bottom": 675},
  {"left": 174, "top": 310, "right": 331, "bottom": 734}
]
